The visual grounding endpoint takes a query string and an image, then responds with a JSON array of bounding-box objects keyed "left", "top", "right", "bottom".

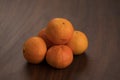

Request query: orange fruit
[
  {"left": 38, "top": 28, "right": 54, "bottom": 48},
  {"left": 23, "top": 37, "right": 47, "bottom": 64},
  {"left": 46, "top": 45, "right": 73, "bottom": 69},
  {"left": 45, "top": 18, "right": 74, "bottom": 44},
  {"left": 67, "top": 31, "right": 88, "bottom": 55}
]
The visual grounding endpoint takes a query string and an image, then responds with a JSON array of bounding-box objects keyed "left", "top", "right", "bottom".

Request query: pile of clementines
[{"left": 23, "top": 18, "right": 88, "bottom": 69}]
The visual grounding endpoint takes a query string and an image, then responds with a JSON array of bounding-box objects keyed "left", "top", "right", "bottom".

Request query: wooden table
[{"left": 0, "top": 0, "right": 120, "bottom": 80}]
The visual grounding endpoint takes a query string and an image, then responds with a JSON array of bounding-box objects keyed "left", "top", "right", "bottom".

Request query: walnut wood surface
[{"left": 0, "top": 0, "right": 120, "bottom": 80}]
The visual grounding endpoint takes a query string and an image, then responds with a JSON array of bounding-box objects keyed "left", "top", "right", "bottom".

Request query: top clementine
[{"left": 45, "top": 18, "right": 74, "bottom": 44}]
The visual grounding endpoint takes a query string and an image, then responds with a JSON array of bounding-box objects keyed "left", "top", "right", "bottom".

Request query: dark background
[{"left": 0, "top": 0, "right": 120, "bottom": 80}]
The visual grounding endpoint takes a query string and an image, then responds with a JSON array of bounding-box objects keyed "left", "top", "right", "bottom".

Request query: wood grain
[{"left": 0, "top": 0, "right": 120, "bottom": 80}]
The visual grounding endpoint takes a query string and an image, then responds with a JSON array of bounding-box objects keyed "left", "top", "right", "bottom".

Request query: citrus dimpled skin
[
  {"left": 67, "top": 31, "right": 88, "bottom": 55},
  {"left": 46, "top": 45, "right": 73, "bottom": 69},
  {"left": 45, "top": 18, "right": 74, "bottom": 44},
  {"left": 38, "top": 28, "right": 54, "bottom": 48},
  {"left": 23, "top": 37, "right": 47, "bottom": 64}
]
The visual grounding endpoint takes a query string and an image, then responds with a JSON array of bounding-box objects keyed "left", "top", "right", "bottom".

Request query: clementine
[
  {"left": 46, "top": 45, "right": 73, "bottom": 69},
  {"left": 38, "top": 28, "right": 54, "bottom": 48},
  {"left": 23, "top": 37, "right": 47, "bottom": 64},
  {"left": 67, "top": 31, "right": 88, "bottom": 55},
  {"left": 45, "top": 18, "right": 74, "bottom": 44}
]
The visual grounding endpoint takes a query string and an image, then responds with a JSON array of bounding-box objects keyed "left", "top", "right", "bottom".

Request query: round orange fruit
[
  {"left": 23, "top": 37, "right": 47, "bottom": 64},
  {"left": 46, "top": 45, "right": 73, "bottom": 69},
  {"left": 38, "top": 28, "right": 54, "bottom": 48},
  {"left": 45, "top": 18, "right": 74, "bottom": 45},
  {"left": 67, "top": 31, "right": 88, "bottom": 55}
]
